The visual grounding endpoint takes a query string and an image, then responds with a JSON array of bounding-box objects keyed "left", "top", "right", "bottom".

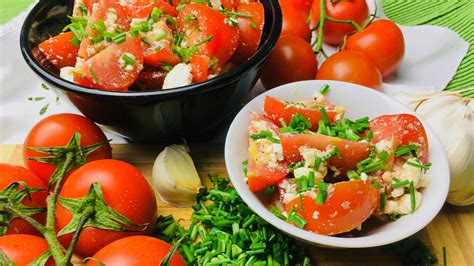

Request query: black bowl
[{"left": 20, "top": 0, "right": 281, "bottom": 142}]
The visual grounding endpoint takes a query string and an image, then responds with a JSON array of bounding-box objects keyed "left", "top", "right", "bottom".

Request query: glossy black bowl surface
[{"left": 20, "top": 0, "right": 281, "bottom": 142}]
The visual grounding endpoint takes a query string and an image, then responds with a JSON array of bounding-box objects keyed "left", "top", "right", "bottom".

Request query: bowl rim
[
  {"left": 224, "top": 80, "right": 450, "bottom": 248},
  {"left": 19, "top": 0, "right": 282, "bottom": 99}
]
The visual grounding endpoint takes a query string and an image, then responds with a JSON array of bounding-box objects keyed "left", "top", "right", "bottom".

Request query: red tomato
[
  {"left": 311, "top": 0, "right": 368, "bottom": 46},
  {"left": 280, "top": 3, "right": 311, "bottom": 40},
  {"left": 280, "top": 133, "right": 370, "bottom": 173},
  {"left": 316, "top": 50, "right": 382, "bottom": 90},
  {"left": 263, "top": 96, "right": 341, "bottom": 131},
  {"left": 261, "top": 35, "right": 318, "bottom": 90},
  {"left": 190, "top": 54, "right": 210, "bottom": 83},
  {"left": 23, "top": 113, "right": 112, "bottom": 185},
  {"left": 134, "top": 68, "right": 166, "bottom": 90},
  {"left": 56, "top": 159, "right": 157, "bottom": 258},
  {"left": 124, "top": 0, "right": 177, "bottom": 18},
  {"left": 86, "top": 236, "right": 186, "bottom": 266},
  {"left": 284, "top": 180, "right": 379, "bottom": 235},
  {"left": 0, "top": 234, "right": 54, "bottom": 266},
  {"left": 279, "top": 0, "right": 313, "bottom": 16},
  {"left": 247, "top": 113, "right": 289, "bottom": 192},
  {"left": 142, "top": 20, "right": 181, "bottom": 67},
  {"left": 38, "top": 32, "right": 79, "bottom": 69},
  {"left": 0, "top": 164, "right": 47, "bottom": 236},
  {"left": 370, "top": 114, "right": 429, "bottom": 164},
  {"left": 75, "top": 35, "right": 144, "bottom": 91},
  {"left": 177, "top": 4, "right": 239, "bottom": 65},
  {"left": 346, "top": 20, "right": 405, "bottom": 77},
  {"left": 231, "top": 2, "right": 265, "bottom": 64}
]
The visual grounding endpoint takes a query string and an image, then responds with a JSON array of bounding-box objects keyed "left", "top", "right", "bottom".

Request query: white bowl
[{"left": 224, "top": 80, "right": 450, "bottom": 248}]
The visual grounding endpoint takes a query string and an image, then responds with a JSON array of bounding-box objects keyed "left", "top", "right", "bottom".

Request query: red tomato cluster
[
  {"left": 37, "top": 0, "right": 266, "bottom": 91},
  {"left": 261, "top": 0, "right": 405, "bottom": 91},
  {"left": 0, "top": 114, "right": 183, "bottom": 264}
]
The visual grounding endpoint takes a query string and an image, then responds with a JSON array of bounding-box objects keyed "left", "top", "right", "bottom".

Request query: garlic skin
[
  {"left": 152, "top": 145, "right": 203, "bottom": 207},
  {"left": 392, "top": 91, "right": 473, "bottom": 206}
]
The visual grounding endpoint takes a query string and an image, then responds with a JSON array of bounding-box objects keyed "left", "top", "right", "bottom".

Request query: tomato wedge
[
  {"left": 370, "top": 114, "right": 429, "bottom": 164},
  {"left": 247, "top": 113, "right": 289, "bottom": 192},
  {"left": 124, "top": 0, "right": 177, "bottom": 18},
  {"left": 75, "top": 35, "right": 144, "bottom": 91},
  {"left": 231, "top": 2, "right": 265, "bottom": 64},
  {"left": 190, "top": 54, "right": 210, "bottom": 83},
  {"left": 177, "top": 4, "right": 239, "bottom": 65},
  {"left": 263, "top": 96, "right": 341, "bottom": 132},
  {"left": 141, "top": 20, "right": 181, "bottom": 67},
  {"left": 280, "top": 133, "right": 370, "bottom": 173},
  {"left": 284, "top": 180, "right": 379, "bottom": 235},
  {"left": 38, "top": 32, "right": 79, "bottom": 69}
]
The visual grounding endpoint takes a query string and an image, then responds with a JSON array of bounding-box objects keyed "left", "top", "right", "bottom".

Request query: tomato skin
[
  {"left": 371, "top": 114, "right": 429, "bottom": 164},
  {"left": 280, "top": 133, "right": 370, "bottom": 173},
  {"left": 316, "top": 50, "right": 382, "bottom": 90},
  {"left": 231, "top": 2, "right": 265, "bottom": 64},
  {"left": 261, "top": 35, "right": 318, "bottom": 90},
  {"left": 247, "top": 113, "right": 289, "bottom": 192},
  {"left": 0, "top": 164, "right": 47, "bottom": 236},
  {"left": 86, "top": 236, "right": 186, "bottom": 266},
  {"left": 0, "top": 234, "right": 54, "bottom": 266},
  {"left": 124, "top": 0, "right": 177, "bottom": 18},
  {"left": 280, "top": 3, "right": 311, "bottom": 40},
  {"left": 346, "top": 20, "right": 405, "bottom": 77},
  {"left": 284, "top": 180, "right": 379, "bottom": 235},
  {"left": 23, "top": 113, "right": 112, "bottom": 185},
  {"left": 38, "top": 32, "right": 79, "bottom": 69},
  {"left": 56, "top": 159, "right": 157, "bottom": 258},
  {"left": 190, "top": 54, "right": 210, "bottom": 83},
  {"left": 311, "top": 0, "right": 368, "bottom": 46},
  {"left": 279, "top": 0, "right": 313, "bottom": 16},
  {"left": 177, "top": 4, "right": 239, "bottom": 65},
  {"left": 263, "top": 96, "right": 340, "bottom": 131}
]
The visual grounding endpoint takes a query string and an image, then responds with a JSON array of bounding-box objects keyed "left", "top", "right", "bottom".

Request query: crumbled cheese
[
  {"left": 384, "top": 191, "right": 422, "bottom": 215},
  {"left": 163, "top": 63, "right": 193, "bottom": 89},
  {"left": 398, "top": 158, "right": 425, "bottom": 188},
  {"left": 375, "top": 139, "right": 393, "bottom": 153},
  {"left": 209, "top": 0, "right": 223, "bottom": 8},
  {"left": 118, "top": 53, "right": 136, "bottom": 71},
  {"left": 312, "top": 211, "right": 320, "bottom": 220},
  {"left": 391, "top": 187, "right": 405, "bottom": 198},
  {"left": 105, "top": 8, "right": 119, "bottom": 33},
  {"left": 278, "top": 179, "right": 298, "bottom": 204},
  {"left": 360, "top": 172, "right": 368, "bottom": 181},
  {"left": 59, "top": 67, "right": 75, "bottom": 82}
]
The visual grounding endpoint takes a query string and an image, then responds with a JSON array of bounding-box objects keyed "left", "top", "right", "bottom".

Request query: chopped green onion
[
  {"left": 250, "top": 21, "right": 257, "bottom": 29},
  {"left": 270, "top": 207, "right": 287, "bottom": 221},
  {"left": 219, "top": 9, "right": 254, "bottom": 18},
  {"left": 308, "top": 171, "right": 315, "bottom": 187},
  {"left": 407, "top": 160, "right": 432, "bottom": 170},
  {"left": 389, "top": 213, "right": 402, "bottom": 221},
  {"left": 79, "top": 3, "right": 88, "bottom": 14},
  {"left": 322, "top": 147, "right": 341, "bottom": 161},
  {"left": 165, "top": 14, "right": 177, "bottom": 26},
  {"left": 347, "top": 170, "right": 361, "bottom": 180},
  {"left": 319, "top": 84, "right": 330, "bottom": 94},
  {"left": 151, "top": 7, "right": 163, "bottom": 22},
  {"left": 112, "top": 32, "right": 126, "bottom": 44},
  {"left": 176, "top": 3, "right": 187, "bottom": 11},
  {"left": 379, "top": 150, "right": 389, "bottom": 161},
  {"left": 92, "top": 36, "right": 104, "bottom": 43},
  {"left": 409, "top": 181, "right": 416, "bottom": 212},
  {"left": 160, "top": 61, "right": 173, "bottom": 71},
  {"left": 392, "top": 180, "right": 409, "bottom": 189},
  {"left": 319, "top": 107, "right": 330, "bottom": 124},
  {"left": 155, "top": 32, "right": 168, "bottom": 42},
  {"left": 364, "top": 130, "right": 374, "bottom": 141},
  {"left": 315, "top": 181, "right": 328, "bottom": 205},
  {"left": 121, "top": 53, "right": 136, "bottom": 66},
  {"left": 395, "top": 144, "right": 419, "bottom": 157},
  {"left": 261, "top": 185, "right": 275, "bottom": 196},
  {"left": 371, "top": 179, "right": 382, "bottom": 190},
  {"left": 69, "top": 36, "right": 81, "bottom": 47},
  {"left": 313, "top": 156, "right": 321, "bottom": 171},
  {"left": 141, "top": 38, "right": 151, "bottom": 46},
  {"left": 288, "top": 208, "right": 307, "bottom": 229},
  {"left": 249, "top": 130, "right": 280, "bottom": 143},
  {"left": 89, "top": 67, "right": 99, "bottom": 84},
  {"left": 299, "top": 194, "right": 304, "bottom": 212}
]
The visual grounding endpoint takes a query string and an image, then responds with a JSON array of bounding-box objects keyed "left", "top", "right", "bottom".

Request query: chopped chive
[
  {"left": 322, "top": 147, "right": 341, "bottom": 161},
  {"left": 89, "top": 67, "right": 100, "bottom": 84},
  {"left": 288, "top": 208, "right": 307, "bottom": 229},
  {"left": 315, "top": 181, "right": 328, "bottom": 205},
  {"left": 141, "top": 38, "right": 151, "bottom": 45},
  {"left": 79, "top": 3, "right": 88, "bottom": 14},
  {"left": 249, "top": 130, "right": 280, "bottom": 143},
  {"left": 69, "top": 36, "right": 81, "bottom": 47},
  {"left": 261, "top": 185, "right": 275, "bottom": 196},
  {"left": 176, "top": 3, "right": 187, "bottom": 11},
  {"left": 371, "top": 179, "right": 382, "bottom": 190},
  {"left": 151, "top": 7, "right": 163, "bottom": 22},
  {"left": 347, "top": 170, "right": 360, "bottom": 180},
  {"left": 270, "top": 207, "right": 287, "bottom": 221},
  {"left": 389, "top": 213, "right": 402, "bottom": 221},
  {"left": 380, "top": 192, "right": 386, "bottom": 212},
  {"left": 395, "top": 144, "right": 419, "bottom": 157},
  {"left": 250, "top": 21, "right": 257, "bottom": 29},
  {"left": 313, "top": 156, "right": 321, "bottom": 171},
  {"left": 39, "top": 103, "right": 49, "bottom": 115},
  {"left": 364, "top": 130, "right": 374, "bottom": 141},
  {"left": 121, "top": 53, "right": 136, "bottom": 66},
  {"left": 112, "top": 32, "right": 126, "bottom": 44},
  {"left": 392, "top": 180, "right": 409, "bottom": 189},
  {"left": 308, "top": 171, "right": 315, "bottom": 187},
  {"left": 378, "top": 150, "right": 389, "bottom": 161},
  {"left": 319, "top": 84, "right": 329, "bottom": 94},
  {"left": 219, "top": 9, "right": 254, "bottom": 18},
  {"left": 299, "top": 194, "right": 304, "bottom": 212},
  {"left": 155, "top": 32, "right": 168, "bottom": 41},
  {"left": 196, "top": 34, "right": 214, "bottom": 46},
  {"left": 319, "top": 107, "right": 330, "bottom": 124},
  {"left": 409, "top": 181, "right": 416, "bottom": 212},
  {"left": 165, "top": 14, "right": 176, "bottom": 26},
  {"left": 92, "top": 36, "right": 104, "bottom": 43},
  {"left": 407, "top": 160, "right": 432, "bottom": 170}
]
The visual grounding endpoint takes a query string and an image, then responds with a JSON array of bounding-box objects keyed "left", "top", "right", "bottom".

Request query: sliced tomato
[
  {"left": 142, "top": 20, "right": 181, "bottom": 67},
  {"left": 38, "top": 32, "right": 79, "bottom": 69},
  {"left": 75, "top": 35, "right": 144, "bottom": 91},
  {"left": 370, "top": 114, "right": 429, "bottom": 164},
  {"left": 231, "top": 2, "right": 265, "bottom": 64},
  {"left": 190, "top": 54, "right": 210, "bottom": 83},
  {"left": 280, "top": 133, "right": 370, "bottom": 173},
  {"left": 83, "top": 0, "right": 98, "bottom": 11},
  {"left": 247, "top": 113, "right": 289, "bottom": 192},
  {"left": 177, "top": 4, "right": 239, "bottom": 65},
  {"left": 263, "top": 96, "right": 341, "bottom": 131},
  {"left": 221, "top": 0, "right": 239, "bottom": 11},
  {"left": 124, "top": 0, "right": 177, "bottom": 18},
  {"left": 284, "top": 180, "right": 379, "bottom": 235}
]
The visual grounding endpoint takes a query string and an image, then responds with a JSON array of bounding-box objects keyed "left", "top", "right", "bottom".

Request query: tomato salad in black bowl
[{"left": 20, "top": 0, "right": 281, "bottom": 141}]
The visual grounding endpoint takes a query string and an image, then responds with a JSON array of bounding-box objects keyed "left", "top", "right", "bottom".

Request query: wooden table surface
[{"left": 1, "top": 144, "right": 472, "bottom": 265}]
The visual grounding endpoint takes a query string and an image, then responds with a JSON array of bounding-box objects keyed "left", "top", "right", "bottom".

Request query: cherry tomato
[
  {"left": 23, "top": 113, "right": 112, "bottom": 185},
  {"left": 263, "top": 96, "right": 342, "bottom": 131},
  {"left": 190, "top": 54, "right": 210, "bottom": 83},
  {"left": 311, "top": 0, "right": 368, "bottom": 46},
  {"left": 38, "top": 32, "right": 79, "bottom": 69},
  {"left": 370, "top": 114, "right": 429, "bottom": 164},
  {"left": 56, "top": 159, "right": 157, "bottom": 258},
  {"left": 247, "top": 113, "right": 289, "bottom": 192},
  {"left": 284, "top": 180, "right": 379, "bottom": 235},
  {"left": 316, "top": 50, "right": 382, "bottom": 90},
  {"left": 75, "top": 35, "right": 144, "bottom": 91},
  {"left": 177, "top": 4, "right": 239, "bottom": 65},
  {"left": 124, "top": 0, "right": 177, "bottom": 18},
  {"left": 279, "top": 0, "right": 313, "bottom": 17},
  {"left": 280, "top": 3, "right": 311, "bottom": 40},
  {"left": 346, "top": 20, "right": 405, "bottom": 77},
  {"left": 231, "top": 2, "right": 265, "bottom": 64},
  {"left": 142, "top": 20, "right": 181, "bottom": 67},
  {"left": 261, "top": 35, "right": 317, "bottom": 90},
  {"left": 0, "top": 234, "right": 54, "bottom": 266},
  {"left": 280, "top": 133, "right": 370, "bottom": 173},
  {"left": 0, "top": 164, "right": 47, "bottom": 236},
  {"left": 86, "top": 236, "right": 186, "bottom": 266}
]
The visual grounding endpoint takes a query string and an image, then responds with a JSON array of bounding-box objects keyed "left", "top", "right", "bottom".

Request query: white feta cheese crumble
[
  {"left": 385, "top": 191, "right": 422, "bottom": 215},
  {"left": 59, "top": 67, "right": 75, "bottom": 82},
  {"left": 375, "top": 139, "right": 393, "bottom": 153},
  {"left": 163, "top": 63, "right": 193, "bottom": 90},
  {"left": 105, "top": 8, "right": 119, "bottom": 32}
]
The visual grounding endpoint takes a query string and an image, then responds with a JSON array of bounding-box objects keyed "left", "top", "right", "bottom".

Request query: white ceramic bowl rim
[{"left": 224, "top": 80, "right": 450, "bottom": 248}]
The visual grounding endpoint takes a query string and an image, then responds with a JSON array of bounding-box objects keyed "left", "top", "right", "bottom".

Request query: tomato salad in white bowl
[{"left": 225, "top": 80, "right": 449, "bottom": 248}]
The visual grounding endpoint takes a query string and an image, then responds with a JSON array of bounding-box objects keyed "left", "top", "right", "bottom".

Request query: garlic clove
[{"left": 152, "top": 145, "right": 204, "bottom": 207}]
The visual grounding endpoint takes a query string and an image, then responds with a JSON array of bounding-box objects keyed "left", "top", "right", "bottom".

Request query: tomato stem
[
  {"left": 63, "top": 206, "right": 94, "bottom": 264},
  {"left": 4, "top": 205, "right": 45, "bottom": 232}
]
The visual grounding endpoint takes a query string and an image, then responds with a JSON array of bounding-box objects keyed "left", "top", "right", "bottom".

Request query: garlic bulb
[
  {"left": 392, "top": 91, "right": 473, "bottom": 206},
  {"left": 152, "top": 145, "right": 204, "bottom": 207}
]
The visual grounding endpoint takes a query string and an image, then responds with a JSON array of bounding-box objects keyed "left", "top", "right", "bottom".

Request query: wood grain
[{"left": 1, "top": 144, "right": 472, "bottom": 265}]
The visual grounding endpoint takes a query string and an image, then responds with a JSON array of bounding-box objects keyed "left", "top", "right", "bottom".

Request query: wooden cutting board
[{"left": 1, "top": 144, "right": 473, "bottom": 265}]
